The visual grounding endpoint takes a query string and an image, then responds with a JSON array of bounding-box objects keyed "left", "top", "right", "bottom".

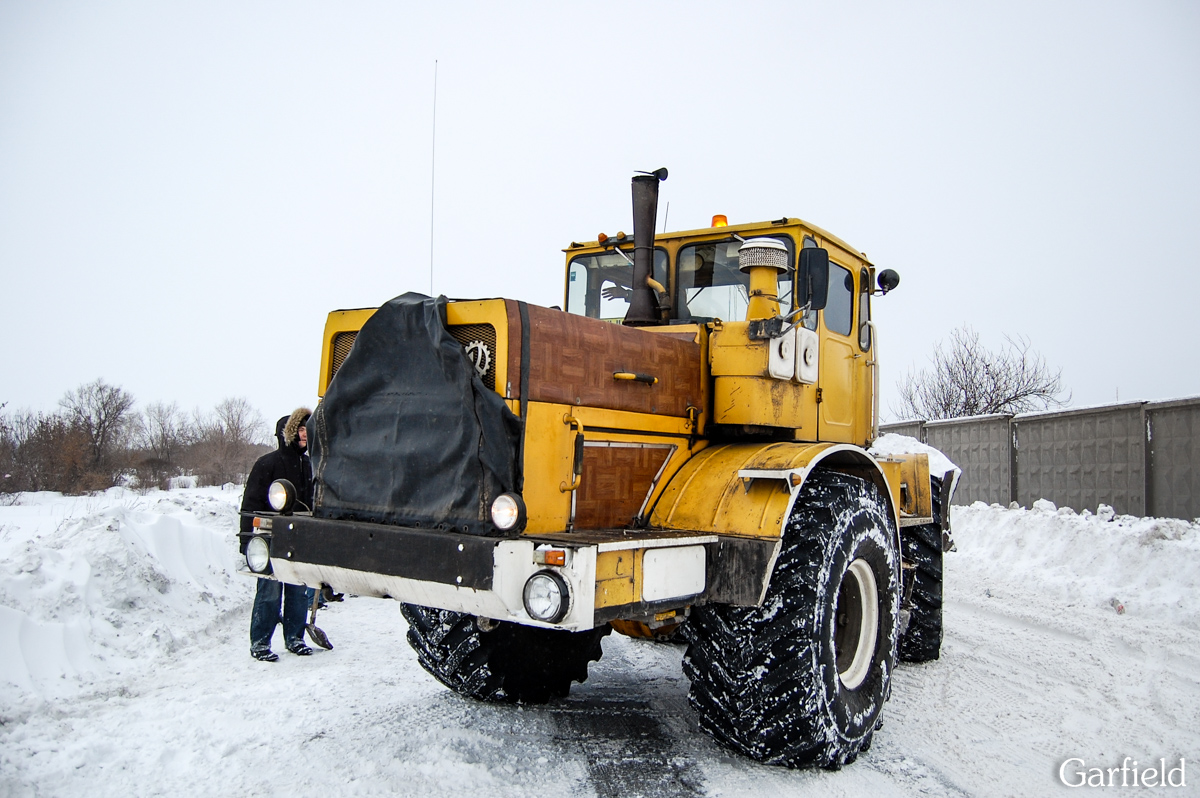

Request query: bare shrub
[
  {"left": 4, "top": 389, "right": 271, "bottom": 493},
  {"left": 894, "top": 326, "right": 1069, "bottom": 420},
  {"left": 0, "top": 408, "right": 97, "bottom": 493}
]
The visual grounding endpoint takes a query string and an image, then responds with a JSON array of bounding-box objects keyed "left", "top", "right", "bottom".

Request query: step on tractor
[{"left": 241, "top": 169, "right": 956, "bottom": 769}]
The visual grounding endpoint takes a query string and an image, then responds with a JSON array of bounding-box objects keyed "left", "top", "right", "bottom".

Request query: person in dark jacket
[{"left": 243, "top": 407, "right": 314, "bottom": 661}]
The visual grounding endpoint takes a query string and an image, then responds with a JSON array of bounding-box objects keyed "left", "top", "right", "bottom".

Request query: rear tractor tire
[
  {"left": 401, "top": 604, "right": 610, "bottom": 704},
  {"left": 683, "top": 468, "right": 901, "bottom": 769},
  {"left": 898, "top": 476, "right": 944, "bottom": 663}
]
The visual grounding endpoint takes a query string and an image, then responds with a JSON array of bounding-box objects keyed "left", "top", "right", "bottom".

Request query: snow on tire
[
  {"left": 401, "top": 604, "right": 610, "bottom": 704},
  {"left": 683, "top": 468, "right": 901, "bottom": 769}
]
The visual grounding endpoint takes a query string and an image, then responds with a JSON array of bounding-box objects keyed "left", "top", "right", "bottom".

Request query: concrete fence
[{"left": 880, "top": 396, "right": 1200, "bottom": 520}]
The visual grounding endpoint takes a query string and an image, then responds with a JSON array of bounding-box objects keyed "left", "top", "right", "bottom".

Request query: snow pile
[
  {"left": 0, "top": 461, "right": 1197, "bottom": 794},
  {"left": 868, "top": 433, "right": 960, "bottom": 483},
  {"left": 0, "top": 487, "right": 249, "bottom": 711},
  {"left": 951, "top": 500, "right": 1200, "bottom": 628}
]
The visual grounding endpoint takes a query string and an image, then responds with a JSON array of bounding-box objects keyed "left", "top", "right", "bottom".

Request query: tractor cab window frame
[
  {"left": 566, "top": 247, "right": 669, "bottom": 321},
  {"left": 800, "top": 236, "right": 820, "bottom": 331},
  {"left": 675, "top": 235, "right": 795, "bottom": 323},
  {"left": 858, "top": 267, "right": 872, "bottom": 351},
  {"left": 823, "top": 261, "right": 855, "bottom": 337}
]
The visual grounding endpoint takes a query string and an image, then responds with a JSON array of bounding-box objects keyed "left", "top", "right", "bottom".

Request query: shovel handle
[{"left": 309, "top": 586, "right": 321, "bottom": 624}]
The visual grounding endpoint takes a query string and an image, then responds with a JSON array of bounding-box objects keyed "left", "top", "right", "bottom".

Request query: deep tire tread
[
  {"left": 683, "top": 468, "right": 900, "bottom": 769},
  {"left": 898, "top": 476, "right": 944, "bottom": 662},
  {"left": 402, "top": 604, "right": 609, "bottom": 704}
]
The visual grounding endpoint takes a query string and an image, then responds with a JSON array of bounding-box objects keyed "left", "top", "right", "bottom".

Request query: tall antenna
[
  {"left": 430, "top": 59, "right": 438, "bottom": 296},
  {"left": 663, "top": 200, "right": 669, "bottom": 232}
]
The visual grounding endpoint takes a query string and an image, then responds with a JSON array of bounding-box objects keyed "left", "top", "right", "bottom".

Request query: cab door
[{"left": 818, "top": 261, "right": 858, "bottom": 443}]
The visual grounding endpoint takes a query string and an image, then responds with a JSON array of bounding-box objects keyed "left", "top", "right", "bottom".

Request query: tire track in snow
[
  {"left": 548, "top": 692, "right": 704, "bottom": 798},
  {"left": 549, "top": 635, "right": 706, "bottom": 798}
]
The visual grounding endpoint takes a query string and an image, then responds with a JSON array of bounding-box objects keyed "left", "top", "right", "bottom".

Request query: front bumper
[{"left": 240, "top": 513, "right": 722, "bottom": 632}]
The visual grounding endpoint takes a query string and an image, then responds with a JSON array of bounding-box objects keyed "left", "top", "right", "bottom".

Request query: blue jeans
[{"left": 250, "top": 579, "right": 311, "bottom": 652}]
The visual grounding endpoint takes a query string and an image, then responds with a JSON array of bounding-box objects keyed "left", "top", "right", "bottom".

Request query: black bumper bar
[{"left": 256, "top": 514, "right": 503, "bottom": 590}]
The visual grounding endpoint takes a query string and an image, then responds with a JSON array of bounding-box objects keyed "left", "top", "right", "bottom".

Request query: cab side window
[{"left": 824, "top": 263, "right": 854, "bottom": 336}]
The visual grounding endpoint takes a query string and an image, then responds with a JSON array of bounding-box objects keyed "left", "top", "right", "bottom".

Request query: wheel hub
[{"left": 835, "top": 558, "right": 879, "bottom": 690}]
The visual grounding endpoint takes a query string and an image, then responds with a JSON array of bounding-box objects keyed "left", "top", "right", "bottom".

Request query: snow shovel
[{"left": 306, "top": 588, "right": 333, "bottom": 650}]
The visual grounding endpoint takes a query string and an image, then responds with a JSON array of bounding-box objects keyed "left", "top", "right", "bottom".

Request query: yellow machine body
[{"left": 307, "top": 216, "right": 934, "bottom": 629}]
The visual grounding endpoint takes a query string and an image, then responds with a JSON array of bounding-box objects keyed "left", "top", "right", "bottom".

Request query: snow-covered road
[{"left": 2, "top": 489, "right": 1197, "bottom": 797}]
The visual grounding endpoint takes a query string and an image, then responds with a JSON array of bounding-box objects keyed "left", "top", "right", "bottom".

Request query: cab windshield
[
  {"left": 567, "top": 248, "right": 668, "bottom": 321},
  {"left": 677, "top": 236, "right": 794, "bottom": 322}
]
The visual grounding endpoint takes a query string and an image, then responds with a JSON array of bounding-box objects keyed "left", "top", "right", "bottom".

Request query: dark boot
[{"left": 286, "top": 640, "right": 313, "bottom": 656}]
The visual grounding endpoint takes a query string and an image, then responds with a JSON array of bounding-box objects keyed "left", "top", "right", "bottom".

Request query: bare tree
[
  {"left": 133, "top": 401, "right": 190, "bottom": 465},
  {"left": 59, "top": 379, "right": 136, "bottom": 476},
  {"left": 186, "top": 397, "right": 269, "bottom": 485},
  {"left": 130, "top": 401, "right": 193, "bottom": 490},
  {"left": 212, "top": 397, "right": 267, "bottom": 450},
  {"left": 894, "top": 326, "right": 1069, "bottom": 420}
]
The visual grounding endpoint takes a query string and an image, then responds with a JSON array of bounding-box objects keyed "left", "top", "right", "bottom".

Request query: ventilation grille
[
  {"left": 329, "top": 331, "right": 358, "bottom": 383},
  {"left": 448, "top": 324, "right": 497, "bottom": 390}
]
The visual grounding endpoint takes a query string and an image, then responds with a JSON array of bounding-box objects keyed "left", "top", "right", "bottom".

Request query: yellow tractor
[{"left": 242, "top": 169, "right": 954, "bottom": 768}]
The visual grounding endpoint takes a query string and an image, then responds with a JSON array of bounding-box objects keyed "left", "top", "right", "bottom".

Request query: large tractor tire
[
  {"left": 401, "top": 604, "right": 610, "bottom": 704},
  {"left": 898, "top": 476, "right": 944, "bottom": 662},
  {"left": 683, "top": 468, "right": 901, "bottom": 769}
]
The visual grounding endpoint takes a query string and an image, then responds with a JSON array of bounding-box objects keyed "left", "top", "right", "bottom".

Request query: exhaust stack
[{"left": 623, "top": 168, "right": 668, "bottom": 327}]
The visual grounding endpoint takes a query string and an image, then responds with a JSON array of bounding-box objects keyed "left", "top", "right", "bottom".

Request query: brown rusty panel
[
  {"left": 505, "top": 300, "right": 522, "bottom": 399},
  {"left": 574, "top": 445, "right": 672, "bottom": 530},
  {"left": 521, "top": 304, "right": 701, "bottom": 417}
]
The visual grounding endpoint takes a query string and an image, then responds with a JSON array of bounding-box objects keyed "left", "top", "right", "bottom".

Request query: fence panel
[
  {"left": 879, "top": 421, "right": 923, "bottom": 440},
  {"left": 923, "top": 416, "right": 1011, "bottom": 505},
  {"left": 881, "top": 398, "right": 1197, "bottom": 519},
  {"left": 1014, "top": 404, "right": 1146, "bottom": 516},
  {"left": 1148, "top": 398, "right": 1200, "bottom": 520}
]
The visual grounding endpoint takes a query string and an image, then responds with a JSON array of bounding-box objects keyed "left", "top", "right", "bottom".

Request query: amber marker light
[
  {"left": 712, "top": 214, "right": 728, "bottom": 227},
  {"left": 534, "top": 546, "right": 568, "bottom": 566},
  {"left": 597, "top": 232, "right": 609, "bottom": 244}
]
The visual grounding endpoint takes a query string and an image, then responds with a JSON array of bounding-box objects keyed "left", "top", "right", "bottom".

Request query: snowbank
[
  {"left": 0, "top": 487, "right": 249, "bottom": 712},
  {"left": 951, "top": 500, "right": 1200, "bottom": 629}
]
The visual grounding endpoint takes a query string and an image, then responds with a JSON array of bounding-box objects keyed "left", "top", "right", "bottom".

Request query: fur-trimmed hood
[{"left": 276, "top": 407, "right": 311, "bottom": 448}]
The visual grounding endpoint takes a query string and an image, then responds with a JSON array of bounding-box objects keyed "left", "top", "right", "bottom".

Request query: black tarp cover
[{"left": 309, "top": 293, "right": 522, "bottom": 535}]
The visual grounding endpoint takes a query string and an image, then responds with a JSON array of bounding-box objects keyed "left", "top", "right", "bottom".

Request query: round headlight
[
  {"left": 523, "top": 570, "right": 569, "bottom": 623},
  {"left": 267, "top": 479, "right": 296, "bottom": 513},
  {"left": 490, "top": 493, "right": 526, "bottom": 531},
  {"left": 246, "top": 536, "right": 271, "bottom": 573}
]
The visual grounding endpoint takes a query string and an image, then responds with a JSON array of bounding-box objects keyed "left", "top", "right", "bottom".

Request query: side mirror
[
  {"left": 798, "top": 248, "right": 829, "bottom": 311},
  {"left": 877, "top": 269, "right": 900, "bottom": 294}
]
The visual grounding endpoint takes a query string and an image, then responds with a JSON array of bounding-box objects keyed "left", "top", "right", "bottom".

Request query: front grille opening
[
  {"left": 329, "top": 324, "right": 497, "bottom": 391},
  {"left": 448, "top": 324, "right": 497, "bottom": 390}
]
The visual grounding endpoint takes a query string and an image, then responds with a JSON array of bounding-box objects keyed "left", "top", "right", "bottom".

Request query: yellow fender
[{"left": 649, "top": 441, "right": 900, "bottom": 606}]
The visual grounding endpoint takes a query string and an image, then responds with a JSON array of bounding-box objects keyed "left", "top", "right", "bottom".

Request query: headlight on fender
[
  {"left": 246, "top": 535, "right": 271, "bottom": 573},
  {"left": 523, "top": 570, "right": 569, "bottom": 623},
  {"left": 267, "top": 479, "right": 296, "bottom": 513},
  {"left": 490, "top": 492, "right": 526, "bottom": 532}
]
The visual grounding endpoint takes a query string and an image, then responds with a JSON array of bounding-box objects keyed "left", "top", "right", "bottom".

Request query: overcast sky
[{"left": 1, "top": 1, "right": 1197, "bottom": 428}]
